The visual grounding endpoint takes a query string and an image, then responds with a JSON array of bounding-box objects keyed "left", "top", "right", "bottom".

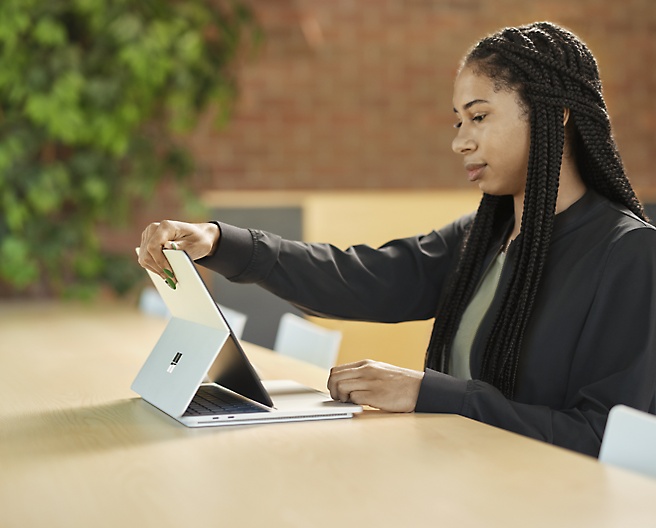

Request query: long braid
[
  {"left": 425, "top": 193, "right": 512, "bottom": 372},
  {"left": 425, "top": 22, "right": 646, "bottom": 398}
]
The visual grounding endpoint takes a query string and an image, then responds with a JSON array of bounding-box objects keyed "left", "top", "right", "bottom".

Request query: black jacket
[{"left": 198, "top": 191, "right": 656, "bottom": 456}]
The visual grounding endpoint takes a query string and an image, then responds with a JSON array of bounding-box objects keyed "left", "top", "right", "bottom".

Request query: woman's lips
[{"left": 465, "top": 163, "right": 486, "bottom": 182}]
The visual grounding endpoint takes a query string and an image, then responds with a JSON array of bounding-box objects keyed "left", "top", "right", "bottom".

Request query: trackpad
[
  {"left": 262, "top": 379, "right": 356, "bottom": 411},
  {"left": 262, "top": 380, "right": 332, "bottom": 410}
]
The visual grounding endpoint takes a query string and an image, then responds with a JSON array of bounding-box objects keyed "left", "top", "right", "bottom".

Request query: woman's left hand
[{"left": 327, "top": 360, "right": 424, "bottom": 412}]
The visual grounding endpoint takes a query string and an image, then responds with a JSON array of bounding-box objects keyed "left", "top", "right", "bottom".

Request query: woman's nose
[{"left": 452, "top": 128, "right": 475, "bottom": 155}]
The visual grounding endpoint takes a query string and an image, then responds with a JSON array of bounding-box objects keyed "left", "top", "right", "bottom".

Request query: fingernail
[
  {"left": 163, "top": 269, "right": 174, "bottom": 278},
  {"left": 165, "top": 277, "right": 176, "bottom": 290}
]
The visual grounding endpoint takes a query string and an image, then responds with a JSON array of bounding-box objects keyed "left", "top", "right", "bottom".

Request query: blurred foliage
[{"left": 0, "top": 0, "right": 258, "bottom": 297}]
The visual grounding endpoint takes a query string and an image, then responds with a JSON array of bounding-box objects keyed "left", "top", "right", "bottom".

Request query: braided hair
[{"left": 425, "top": 22, "right": 646, "bottom": 398}]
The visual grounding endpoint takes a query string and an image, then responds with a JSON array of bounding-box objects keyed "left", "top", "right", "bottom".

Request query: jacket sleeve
[
  {"left": 196, "top": 216, "right": 473, "bottom": 323},
  {"left": 416, "top": 227, "right": 656, "bottom": 457}
]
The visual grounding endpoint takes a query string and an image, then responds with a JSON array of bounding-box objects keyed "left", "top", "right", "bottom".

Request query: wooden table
[{"left": 2, "top": 301, "right": 656, "bottom": 528}]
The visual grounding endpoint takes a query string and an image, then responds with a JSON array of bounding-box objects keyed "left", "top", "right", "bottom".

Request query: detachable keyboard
[{"left": 183, "top": 384, "right": 266, "bottom": 416}]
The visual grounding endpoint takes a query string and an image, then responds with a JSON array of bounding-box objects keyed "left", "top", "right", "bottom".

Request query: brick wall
[{"left": 183, "top": 0, "right": 656, "bottom": 199}]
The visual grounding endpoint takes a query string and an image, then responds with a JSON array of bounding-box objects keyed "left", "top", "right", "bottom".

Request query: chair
[
  {"left": 599, "top": 405, "right": 656, "bottom": 479},
  {"left": 217, "top": 303, "right": 248, "bottom": 340},
  {"left": 138, "top": 287, "right": 170, "bottom": 318},
  {"left": 273, "top": 313, "right": 342, "bottom": 370}
]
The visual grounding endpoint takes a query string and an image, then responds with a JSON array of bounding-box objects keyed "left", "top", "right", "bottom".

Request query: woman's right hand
[{"left": 138, "top": 220, "right": 220, "bottom": 282}]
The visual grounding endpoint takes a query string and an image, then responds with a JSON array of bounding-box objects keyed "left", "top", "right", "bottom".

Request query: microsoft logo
[{"left": 167, "top": 352, "right": 183, "bottom": 373}]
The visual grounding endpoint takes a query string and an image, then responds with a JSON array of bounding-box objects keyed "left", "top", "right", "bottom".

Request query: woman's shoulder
[
  {"left": 589, "top": 193, "right": 656, "bottom": 266},
  {"left": 593, "top": 194, "right": 656, "bottom": 247},
  {"left": 602, "top": 199, "right": 655, "bottom": 231},
  {"left": 562, "top": 190, "right": 655, "bottom": 238},
  {"left": 549, "top": 191, "right": 655, "bottom": 270}
]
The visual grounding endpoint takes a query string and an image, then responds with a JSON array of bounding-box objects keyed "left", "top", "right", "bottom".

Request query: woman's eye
[{"left": 453, "top": 114, "right": 486, "bottom": 128}]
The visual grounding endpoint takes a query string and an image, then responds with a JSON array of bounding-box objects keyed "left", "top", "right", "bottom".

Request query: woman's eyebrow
[{"left": 453, "top": 99, "right": 490, "bottom": 113}]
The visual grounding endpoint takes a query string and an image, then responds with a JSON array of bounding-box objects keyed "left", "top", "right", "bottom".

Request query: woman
[{"left": 138, "top": 22, "right": 656, "bottom": 456}]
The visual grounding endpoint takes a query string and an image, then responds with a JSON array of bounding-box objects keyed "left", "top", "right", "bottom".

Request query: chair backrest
[
  {"left": 138, "top": 286, "right": 171, "bottom": 318},
  {"left": 217, "top": 303, "right": 248, "bottom": 340},
  {"left": 599, "top": 405, "right": 656, "bottom": 479},
  {"left": 273, "top": 313, "right": 342, "bottom": 370}
]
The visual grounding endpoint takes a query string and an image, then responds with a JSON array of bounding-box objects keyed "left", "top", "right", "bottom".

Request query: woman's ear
[{"left": 562, "top": 109, "right": 575, "bottom": 159}]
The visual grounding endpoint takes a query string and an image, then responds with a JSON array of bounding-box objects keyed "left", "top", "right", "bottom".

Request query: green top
[{"left": 450, "top": 251, "right": 506, "bottom": 380}]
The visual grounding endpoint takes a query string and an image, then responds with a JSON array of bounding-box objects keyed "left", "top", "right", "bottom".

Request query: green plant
[{"left": 0, "top": 0, "right": 257, "bottom": 297}]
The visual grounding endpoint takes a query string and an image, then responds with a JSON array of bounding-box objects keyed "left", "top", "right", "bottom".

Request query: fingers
[
  {"left": 330, "top": 360, "right": 369, "bottom": 373},
  {"left": 327, "top": 360, "right": 372, "bottom": 402},
  {"left": 330, "top": 378, "right": 372, "bottom": 405},
  {"left": 327, "top": 360, "right": 424, "bottom": 412},
  {"left": 138, "top": 220, "right": 180, "bottom": 281}
]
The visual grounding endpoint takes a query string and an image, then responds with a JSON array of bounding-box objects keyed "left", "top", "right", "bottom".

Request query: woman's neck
[
  {"left": 555, "top": 156, "right": 587, "bottom": 214},
  {"left": 509, "top": 156, "right": 586, "bottom": 245}
]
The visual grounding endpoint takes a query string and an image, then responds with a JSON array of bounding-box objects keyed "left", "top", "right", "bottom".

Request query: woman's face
[{"left": 451, "top": 64, "right": 531, "bottom": 198}]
